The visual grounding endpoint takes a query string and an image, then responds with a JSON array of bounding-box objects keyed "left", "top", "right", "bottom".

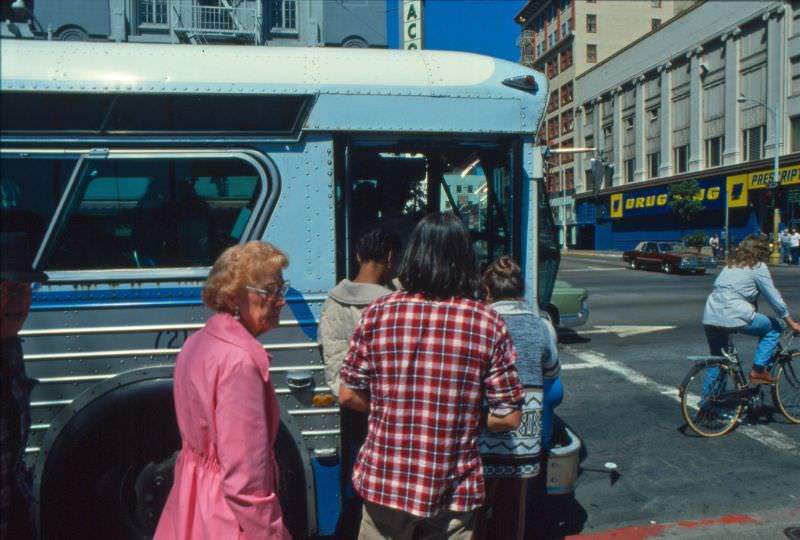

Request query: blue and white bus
[{"left": 0, "top": 39, "right": 557, "bottom": 538}]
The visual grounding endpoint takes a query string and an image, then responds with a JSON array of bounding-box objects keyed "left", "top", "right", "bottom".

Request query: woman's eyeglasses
[{"left": 246, "top": 281, "right": 290, "bottom": 299}]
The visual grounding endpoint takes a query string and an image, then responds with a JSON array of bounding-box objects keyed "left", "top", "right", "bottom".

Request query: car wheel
[
  {"left": 662, "top": 262, "right": 673, "bottom": 274},
  {"left": 57, "top": 26, "right": 89, "bottom": 41},
  {"left": 628, "top": 259, "right": 638, "bottom": 270}
]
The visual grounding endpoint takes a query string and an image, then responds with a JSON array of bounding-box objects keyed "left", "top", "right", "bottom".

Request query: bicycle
[{"left": 678, "top": 324, "right": 800, "bottom": 437}]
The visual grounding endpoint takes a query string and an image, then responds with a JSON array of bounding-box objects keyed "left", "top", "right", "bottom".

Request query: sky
[{"left": 386, "top": 0, "right": 527, "bottom": 62}]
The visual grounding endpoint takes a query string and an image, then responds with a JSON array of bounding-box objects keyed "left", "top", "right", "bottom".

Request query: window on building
[
  {"left": 742, "top": 126, "right": 765, "bottom": 161},
  {"left": 560, "top": 46, "right": 573, "bottom": 70},
  {"left": 791, "top": 56, "right": 800, "bottom": 96},
  {"left": 705, "top": 136, "right": 723, "bottom": 167},
  {"left": 271, "top": 0, "right": 297, "bottom": 31},
  {"left": 792, "top": 116, "right": 800, "bottom": 152},
  {"left": 560, "top": 82, "right": 573, "bottom": 106},
  {"left": 547, "top": 60, "right": 559, "bottom": 79},
  {"left": 548, "top": 92, "right": 559, "bottom": 113},
  {"left": 561, "top": 110, "right": 574, "bottom": 134},
  {"left": 587, "top": 44, "right": 597, "bottom": 63},
  {"left": 561, "top": 139, "right": 574, "bottom": 163},
  {"left": 548, "top": 116, "right": 559, "bottom": 140},
  {"left": 139, "top": 0, "right": 168, "bottom": 26},
  {"left": 651, "top": 18, "right": 661, "bottom": 30},
  {"left": 648, "top": 152, "right": 660, "bottom": 178},
  {"left": 624, "top": 158, "right": 635, "bottom": 183},
  {"left": 561, "top": 21, "right": 569, "bottom": 38},
  {"left": 673, "top": 145, "right": 689, "bottom": 173},
  {"left": 565, "top": 168, "right": 575, "bottom": 191},
  {"left": 649, "top": 108, "right": 659, "bottom": 122},
  {"left": 586, "top": 14, "right": 596, "bottom": 33},
  {"left": 650, "top": 0, "right": 661, "bottom": 7},
  {"left": 624, "top": 116, "right": 634, "bottom": 130},
  {"left": 536, "top": 43, "right": 544, "bottom": 57}
]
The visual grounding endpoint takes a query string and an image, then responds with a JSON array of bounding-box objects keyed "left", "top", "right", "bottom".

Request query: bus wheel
[{"left": 39, "top": 382, "right": 180, "bottom": 540}]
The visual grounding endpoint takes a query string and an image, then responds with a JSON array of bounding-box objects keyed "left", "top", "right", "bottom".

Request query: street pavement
[{"left": 536, "top": 252, "right": 800, "bottom": 540}]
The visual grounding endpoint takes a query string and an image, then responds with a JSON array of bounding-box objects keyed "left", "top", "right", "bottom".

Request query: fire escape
[{"left": 172, "top": 0, "right": 262, "bottom": 45}]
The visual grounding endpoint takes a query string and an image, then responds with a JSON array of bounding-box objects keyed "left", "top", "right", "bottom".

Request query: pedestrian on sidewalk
[
  {"left": 790, "top": 228, "right": 800, "bottom": 265},
  {"left": 339, "top": 211, "right": 524, "bottom": 540},
  {"left": 709, "top": 233, "right": 721, "bottom": 260},
  {"left": 318, "top": 226, "right": 399, "bottom": 538},
  {"left": 154, "top": 242, "right": 292, "bottom": 540},
  {"left": 476, "top": 255, "right": 561, "bottom": 540},
  {"left": 0, "top": 232, "right": 48, "bottom": 540},
  {"left": 779, "top": 227, "right": 792, "bottom": 264}
]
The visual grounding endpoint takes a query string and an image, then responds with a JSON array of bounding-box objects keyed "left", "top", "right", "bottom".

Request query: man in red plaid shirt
[{"left": 340, "top": 212, "right": 524, "bottom": 539}]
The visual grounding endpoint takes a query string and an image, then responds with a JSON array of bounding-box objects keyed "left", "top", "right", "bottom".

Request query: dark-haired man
[
  {"left": 319, "top": 226, "right": 400, "bottom": 537},
  {"left": 1, "top": 232, "right": 47, "bottom": 539},
  {"left": 340, "top": 212, "right": 523, "bottom": 540}
]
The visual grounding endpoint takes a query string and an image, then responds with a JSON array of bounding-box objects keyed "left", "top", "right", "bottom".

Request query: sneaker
[{"left": 749, "top": 369, "right": 778, "bottom": 385}]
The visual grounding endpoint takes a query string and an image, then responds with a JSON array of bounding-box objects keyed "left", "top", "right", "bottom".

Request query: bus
[{"left": 0, "top": 39, "right": 558, "bottom": 539}]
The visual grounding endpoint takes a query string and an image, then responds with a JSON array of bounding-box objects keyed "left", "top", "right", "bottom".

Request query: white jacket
[{"left": 318, "top": 280, "right": 390, "bottom": 396}]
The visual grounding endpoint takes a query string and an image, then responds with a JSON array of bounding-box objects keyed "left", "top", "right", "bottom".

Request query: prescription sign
[{"left": 745, "top": 164, "right": 800, "bottom": 189}]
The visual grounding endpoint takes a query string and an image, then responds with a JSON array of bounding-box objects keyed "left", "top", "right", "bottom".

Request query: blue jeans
[
  {"left": 705, "top": 313, "right": 782, "bottom": 370},
  {"left": 542, "top": 377, "right": 564, "bottom": 451}
]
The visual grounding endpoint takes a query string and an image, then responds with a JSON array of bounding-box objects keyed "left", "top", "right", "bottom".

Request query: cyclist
[{"left": 702, "top": 234, "right": 800, "bottom": 384}]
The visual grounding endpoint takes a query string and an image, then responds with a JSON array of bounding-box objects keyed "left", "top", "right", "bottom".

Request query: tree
[{"left": 667, "top": 179, "right": 705, "bottom": 240}]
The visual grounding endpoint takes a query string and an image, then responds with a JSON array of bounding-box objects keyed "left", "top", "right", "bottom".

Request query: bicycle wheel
[
  {"left": 680, "top": 361, "right": 744, "bottom": 437},
  {"left": 772, "top": 352, "right": 800, "bottom": 424}
]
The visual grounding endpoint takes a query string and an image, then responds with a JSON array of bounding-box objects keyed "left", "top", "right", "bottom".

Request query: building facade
[
  {"left": 1, "top": 0, "right": 386, "bottom": 48},
  {"left": 515, "top": 0, "right": 696, "bottom": 247},
  {"left": 573, "top": 0, "right": 800, "bottom": 251}
]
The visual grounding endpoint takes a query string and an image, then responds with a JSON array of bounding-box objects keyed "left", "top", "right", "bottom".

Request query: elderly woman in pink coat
[{"left": 155, "top": 241, "right": 292, "bottom": 540}]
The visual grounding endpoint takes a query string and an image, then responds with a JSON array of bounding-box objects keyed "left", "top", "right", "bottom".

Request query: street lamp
[{"left": 736, "top": 94, "right": 781, "bottom": 265}]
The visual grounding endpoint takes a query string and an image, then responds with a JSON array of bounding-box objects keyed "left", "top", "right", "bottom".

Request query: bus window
[
  {"left": 344, "top": 141, "right": 517, "bottom": 278},
  {"left": 41, "top": 156, "right": 264, "bottom": 270},
  {"left": 0, "top": 155, "right": 78, "bottom": 245}
]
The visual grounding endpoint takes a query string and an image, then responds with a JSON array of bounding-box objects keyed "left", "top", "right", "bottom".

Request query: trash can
[{"left": 545, "top": 426, "right": 580, "bottom": 495}]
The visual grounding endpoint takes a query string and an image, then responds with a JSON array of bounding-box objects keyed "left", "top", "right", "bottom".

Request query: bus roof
[{"left": 0, "top": 40, "right": 547, "bottom": 135}]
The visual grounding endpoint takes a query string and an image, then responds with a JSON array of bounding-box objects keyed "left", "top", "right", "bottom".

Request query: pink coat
[{"left": 154, "top": 312, "right": 291, "bottom": 540}]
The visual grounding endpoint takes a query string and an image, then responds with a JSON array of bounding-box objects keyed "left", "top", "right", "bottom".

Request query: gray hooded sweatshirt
[{"left": 318, "top": 280, "right": 390, "bottom": 396}]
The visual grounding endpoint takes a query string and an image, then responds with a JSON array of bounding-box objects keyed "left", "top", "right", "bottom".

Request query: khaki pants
[{"left": 358, "top": 501, "right": 476, "bottom": 540}]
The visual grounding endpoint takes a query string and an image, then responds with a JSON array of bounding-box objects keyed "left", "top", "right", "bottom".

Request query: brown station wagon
[{"left": 622, "top": 241, "right": 717, "bottom": 274}]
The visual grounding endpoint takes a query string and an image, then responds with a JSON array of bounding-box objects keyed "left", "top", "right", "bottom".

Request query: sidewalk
[{"left": 566, "top": 506, "right": 800, "bottom": 539}]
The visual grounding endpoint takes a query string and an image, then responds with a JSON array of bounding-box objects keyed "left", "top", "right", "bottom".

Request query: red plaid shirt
[{"left": 340, "top": 291, "right": 523, "bottom": 517}]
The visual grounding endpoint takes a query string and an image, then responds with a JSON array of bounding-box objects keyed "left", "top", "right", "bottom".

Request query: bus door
[{"left": 338, "top": 138, "right": 522, "bottom": 279}]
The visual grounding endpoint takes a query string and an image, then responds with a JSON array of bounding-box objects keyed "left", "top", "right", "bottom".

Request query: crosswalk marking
[{"left": 563, "top": 347, "right": 799, "bottom": 455}]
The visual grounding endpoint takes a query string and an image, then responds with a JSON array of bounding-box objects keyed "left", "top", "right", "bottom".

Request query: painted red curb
[{"left": 566, "top": 513, "right": 760, "bottom": 540}]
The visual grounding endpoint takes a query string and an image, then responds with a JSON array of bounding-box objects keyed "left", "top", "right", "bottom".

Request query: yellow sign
[
  {"left": 610, "top": 193, "right": 623, "bottom": 218},
  {"left": 746, "top": 164, "right": 800, "bottom": 189},
  {"left": 726, "top": 174, "right": 748, "bottom": 208}
]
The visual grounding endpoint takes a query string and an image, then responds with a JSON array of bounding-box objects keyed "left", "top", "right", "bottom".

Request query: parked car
[
  {"left": 623, "top": 241, "right": 717, "bottom": 274},
  {"left": 545, "top": 280, "right": 589, "bottom": 328}
]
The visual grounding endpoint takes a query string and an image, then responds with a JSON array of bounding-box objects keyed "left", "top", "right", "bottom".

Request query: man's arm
[
  {"left": 339, "top": 385, "right": 370, "bottom": 412},
  {"left": 486, "top": 409, "right": 521, "bottom": 432}
]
